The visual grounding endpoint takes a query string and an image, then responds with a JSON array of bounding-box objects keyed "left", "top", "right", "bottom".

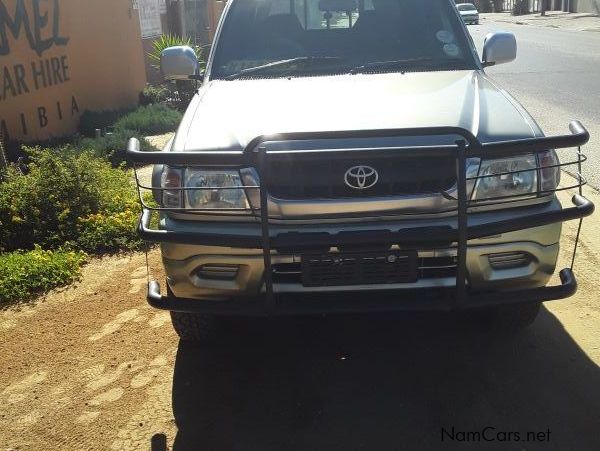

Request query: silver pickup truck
[{"left": 128, "top": 0, "right": 593, "bottom": 341}]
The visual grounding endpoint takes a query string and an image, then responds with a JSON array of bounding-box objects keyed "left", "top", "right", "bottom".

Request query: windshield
[
  {"left": 457, "top": 3, "right": 477, "bottom": 11},
  {"left": 210, "top": 0, "right": 478, "bottom": 79}
]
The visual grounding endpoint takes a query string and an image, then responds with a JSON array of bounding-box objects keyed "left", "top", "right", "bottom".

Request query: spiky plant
[{"left": 148, "top": 34, "right": 205, "bottom": 70}]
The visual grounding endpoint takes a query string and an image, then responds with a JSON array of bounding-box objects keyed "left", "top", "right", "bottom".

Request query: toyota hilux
[{"left": 128, "top": 0, "right": 594, "bottom": 341}]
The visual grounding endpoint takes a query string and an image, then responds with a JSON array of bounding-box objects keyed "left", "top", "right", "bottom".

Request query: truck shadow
[{"left": 170, "top": 307, "right": 600, "bottom": 451}]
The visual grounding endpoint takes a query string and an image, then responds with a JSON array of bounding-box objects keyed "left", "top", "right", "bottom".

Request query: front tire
[
  {"left": 170, "top": 311, "right": 217, "bottom": 342},
  {"left": 166, "top": 285, "right": 217, "bottom": 342},
  {"left": 489, "top": 302, "right": 541, "bottom": 330}
]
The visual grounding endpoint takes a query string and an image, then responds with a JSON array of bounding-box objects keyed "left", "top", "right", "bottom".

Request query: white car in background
[{"left": 457, "top": 3, "right": 479, "bottom": 24}]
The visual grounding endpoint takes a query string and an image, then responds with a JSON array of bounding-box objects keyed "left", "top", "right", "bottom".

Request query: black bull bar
[{"left": 127, "top": 122, "right": 594, "bottom": 315}]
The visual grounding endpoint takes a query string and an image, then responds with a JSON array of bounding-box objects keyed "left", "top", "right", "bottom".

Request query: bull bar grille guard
[{"left": 127, "top": 121, "right": 594, "bottom": 314}]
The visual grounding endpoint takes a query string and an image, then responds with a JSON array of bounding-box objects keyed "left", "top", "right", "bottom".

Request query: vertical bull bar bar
[
  {"left": 257, "top": 146, "right": 275, "bottom": 306},
  {"left": 254, "top": 133, "right": 476, "bottom": 308},
  {"left": 455, "top": 140, "right": 468, "bottom": 307}
]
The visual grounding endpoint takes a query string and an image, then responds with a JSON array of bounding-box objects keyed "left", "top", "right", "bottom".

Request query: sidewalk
[{"left": 481, "top": 11, "right": 600, "bottom": 32}]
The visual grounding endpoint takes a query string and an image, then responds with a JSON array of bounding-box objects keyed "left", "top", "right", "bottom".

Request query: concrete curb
[{"left": 480, "top": 12, "right": 600, "bottom": 32}]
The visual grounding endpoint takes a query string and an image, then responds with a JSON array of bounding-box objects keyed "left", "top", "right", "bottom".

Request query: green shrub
[
  {"left": 0, "top": 246, "right": 86, "bottom": 304},
  {"left": 74, "top": 129, "right": 157, "bottom": 167},
  {"left": 79, "top": 104, "right": 182, "bottom": 139},
  {"left": 141, "top": 81, "right": 196, "bottom": 111},
  {"left": 76, "top": 201, "right": 143, "bottom": 254},
  {"left": 0, "top": 147, "right": 140, "bottom": 253},
  {"left": 78, "top": 109, "right": 132, "bottom": 137},
  {"left": 113, "top": 104, "right": 182, "bottom": 136},
  {"left": 139, "top": 84, "right": 170, "bottom": 106}
]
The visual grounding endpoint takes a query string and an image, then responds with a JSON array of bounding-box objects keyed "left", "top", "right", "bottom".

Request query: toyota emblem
[{"left": 344, "top": 165, "right": 379, "bottom": 190}]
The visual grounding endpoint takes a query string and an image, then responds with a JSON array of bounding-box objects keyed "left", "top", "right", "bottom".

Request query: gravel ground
[
  {"left": 1, "top": 176, "right": 600, "bottom": 450},
  {"left": 146, "top": 134, "right": 175, "bottom": 152},
  {"left": 134, "top": 132, "right": 174, "bottom": 187}
]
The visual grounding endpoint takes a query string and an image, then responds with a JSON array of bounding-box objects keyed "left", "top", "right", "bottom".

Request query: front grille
[{"left": 265, "top": 153, "right": 457, "bottom": 199}]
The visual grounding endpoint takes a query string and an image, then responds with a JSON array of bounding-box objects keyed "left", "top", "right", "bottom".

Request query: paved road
[{"left": 468, "top": 21, "right": 600, "bottom": 187}]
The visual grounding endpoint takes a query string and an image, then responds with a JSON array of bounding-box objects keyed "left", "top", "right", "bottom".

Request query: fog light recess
[
  {"left": 197, "top": 264, "right": 240, "bottom": 280},
  {"left": 488, "top": 252, "right": 533, "bottom": 270}
]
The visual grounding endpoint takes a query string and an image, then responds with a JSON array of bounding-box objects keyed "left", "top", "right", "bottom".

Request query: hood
[{"left": 172, "top": 70, "right": 540, "bottom": 153}]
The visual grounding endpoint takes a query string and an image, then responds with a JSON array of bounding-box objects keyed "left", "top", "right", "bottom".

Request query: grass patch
[{"left": 0, "top": 247, "right": 86, "bottom": 304}]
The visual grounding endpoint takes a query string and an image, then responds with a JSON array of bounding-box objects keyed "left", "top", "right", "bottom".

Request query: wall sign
[
  {"left": 0, "top": 0, "right": 78, "bottom": 141},
  {"left": 138, "top": 0, "right": 162, "bottom": 38},
  {"left": 0, "top": 0, "right": 146, "bottom": 143}
]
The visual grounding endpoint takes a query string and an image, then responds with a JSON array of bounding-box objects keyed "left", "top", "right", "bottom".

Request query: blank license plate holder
[{"left": 301, "top": 250, "right": 418, "bottom": 287}]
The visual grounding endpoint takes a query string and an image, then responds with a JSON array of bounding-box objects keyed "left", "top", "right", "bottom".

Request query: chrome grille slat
[{"left": 488, "top": 252, "right": 532, "bottom": 269}]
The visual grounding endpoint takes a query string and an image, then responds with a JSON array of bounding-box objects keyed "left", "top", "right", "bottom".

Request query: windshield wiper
[
  {"left": 428, "top": 60, "right": 470, "bottom": 70},
  {"left": 348, "top": 57, "right": 434, "bottom": 74},
  {"left": 225, "top": 56, "right": 344, "bottom": 80}
]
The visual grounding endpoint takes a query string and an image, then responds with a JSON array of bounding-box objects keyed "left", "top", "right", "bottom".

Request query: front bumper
[
  {"left": 461, "top": 14, "right": 479, "bottom": 23},
  {"left": 161, "top": 221, "right": 562, "bottom": 300},
  {"left": 143, "top": 194, "right": 592, "bottom": 315},
  {"left": 147, "top": 269, "right": 577, "bottom": 315},
  {"left": 128, "top": 121, "right": 593, "bottom": 315}
]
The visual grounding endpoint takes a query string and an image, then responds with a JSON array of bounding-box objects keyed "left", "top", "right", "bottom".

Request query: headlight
[
  {"left": 472, "top": 151, "right": 560, "bottom": 202},
  {"left": 184, "top": 169, "right": 249, "bottom": 209},
  {"left": 538, "top": 150, "right": 561, "bottom": 192},
  {"left": 473, "top": 155, "right": 537, "bottom": 201},
  {"left": 161, "top": 166, "right": 183, "bottom": 208}
]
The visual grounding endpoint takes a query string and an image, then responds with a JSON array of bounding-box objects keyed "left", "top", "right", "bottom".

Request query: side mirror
[
  {"left": 482, "top": 32, "right": 517, "bottom": 67},
  {"left": 161, "top": 46, "right": 199, "bottom": 80}
]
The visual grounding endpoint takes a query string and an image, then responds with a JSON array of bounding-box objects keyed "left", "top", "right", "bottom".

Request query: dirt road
[{"left": 2, "top": 181, "right": 600, "bottom": 450}]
